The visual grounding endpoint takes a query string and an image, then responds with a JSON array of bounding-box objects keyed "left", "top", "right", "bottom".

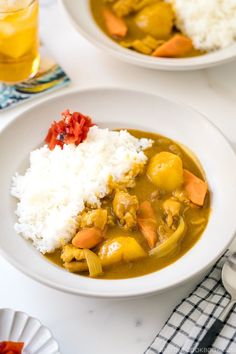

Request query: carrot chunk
[
  {"left": 138, "top": 200, "right": 156, "bottom": 219},
  {"left": 152, "top": 34, "right": 193, "bottom": 58},
  {"left": 137, "top": 201, "right": 158, "bottom": 249},
  {"left": 183, "top": 169, "right": 208, "bottom": 206},
  {"left": 103, "top": 8, "right": 128, "bottom": 38},
  {"left": 72, "top": 228, "right": 103, "bottom": 249}
]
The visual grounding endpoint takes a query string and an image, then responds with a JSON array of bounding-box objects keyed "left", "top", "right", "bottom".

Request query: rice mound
[
  {"left": 11, "top": 126, "right": 153, "bottom": 253},
  {"left": 169, "top": 0, "right": 236, "bottom": 51}
]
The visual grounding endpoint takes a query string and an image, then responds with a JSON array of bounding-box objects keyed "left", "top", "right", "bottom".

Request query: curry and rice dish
[
  {"left": 11, "top": 110, "right": 210, "bottom": 279},
  {"left": 90, "top": 0, "right": 236, "bottom": 58}
]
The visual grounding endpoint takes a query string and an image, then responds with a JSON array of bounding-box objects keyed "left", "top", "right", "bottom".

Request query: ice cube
[
  {"left": 0, "top": 0, "right": 32, "bottom": 12},
  {"left": 0, "top": 22, "right": 15, "bottom": 36}
]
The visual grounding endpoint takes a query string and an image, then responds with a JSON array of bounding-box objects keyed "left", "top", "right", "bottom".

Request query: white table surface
[{"left": 1, "top": 2, "right": 236, "bottom": 354}]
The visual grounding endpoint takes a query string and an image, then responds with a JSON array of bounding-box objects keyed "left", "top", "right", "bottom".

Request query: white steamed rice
[
  {"left": 11, "top": 126, "right": 153, "bottom": 253},
  {"left": 168, "top": 0, "right": 236, "bottom": 51}
]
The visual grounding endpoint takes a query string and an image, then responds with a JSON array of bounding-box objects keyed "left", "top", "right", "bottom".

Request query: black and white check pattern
[{"left": 145, "top": 253, "right": 236, "bottom": 354}]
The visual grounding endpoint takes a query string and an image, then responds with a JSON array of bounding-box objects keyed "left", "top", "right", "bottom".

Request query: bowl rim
[
  {"left": 1, "top": 87, "right": 236, "bottom": 298},
  {"left": 59, "top": 0, "right": 236, "bottom": 71}
]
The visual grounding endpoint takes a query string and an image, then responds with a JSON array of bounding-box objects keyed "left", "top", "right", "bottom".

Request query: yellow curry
[
  {"left": 46, "top": 130, "right": 210, "bottom": 279},
  {"left": 90, "top": 0, "right": 204, "bottom": 58}
]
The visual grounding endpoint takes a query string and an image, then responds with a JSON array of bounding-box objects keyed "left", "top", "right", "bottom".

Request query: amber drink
[{"left": 0, "top": 0, "right": 39, "bottom": 83}]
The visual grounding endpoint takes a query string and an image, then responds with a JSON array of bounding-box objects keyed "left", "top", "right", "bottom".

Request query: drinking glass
[{"left": 0, "top": 0, "right": 39, "bottom": 84}]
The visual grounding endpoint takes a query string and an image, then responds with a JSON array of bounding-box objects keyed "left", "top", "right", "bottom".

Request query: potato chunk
[
  {"left": 135, "top": 3, "right": 174, "bottom": 39},
  {"left": 98, "top": 237, "right": 146, "bottom": 266},
  {"left": 147, "top": 152, "right": 183, "bottom": 191},
  {"left": 113, "top": 190, "right": 139, "bottom": 229}
]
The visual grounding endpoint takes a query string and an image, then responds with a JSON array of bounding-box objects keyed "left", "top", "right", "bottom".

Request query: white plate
[
  {"left": 0, "top": 88, "right": 236, "bottom": 298},
  {"left": 59, "top": 0, "right": 236, "bottom": 71},
  {"left": 0, "top": 309, "right": 60, "bottom": 354}
]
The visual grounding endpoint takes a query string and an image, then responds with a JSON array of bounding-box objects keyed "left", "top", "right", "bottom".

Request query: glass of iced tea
[{"left": 0, "top": 0, "right": 39, "bottom": 83}]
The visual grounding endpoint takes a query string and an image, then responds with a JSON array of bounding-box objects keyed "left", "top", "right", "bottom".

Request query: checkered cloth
[{"left": 145, "top": 253, "right": 236, "bottom": 354}]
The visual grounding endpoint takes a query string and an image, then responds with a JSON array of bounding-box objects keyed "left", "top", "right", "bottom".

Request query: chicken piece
[
  {"left": 107, "top": 213, "right": 116, "bottom": 226},
  {"left": 172, "top": 188, "right": 190, "bottom": 205},
  {"left": 133, "top": 0, "right": 159, "bottom": 11},
  {"left": 112, "top": 190, "right": 139, "bottom": 229},
  {"left": 113, "top": 0, "right": 137, "bottom": 17},
  {"left": 64, "top": 261, "right": 88, "bottom": 273},
  {"left": 150, "top": 190, "right": 159, "bottom": 201},
  {"left": 108, "top": 163, "right": 145, "bottom": 192},
  {"left": 158, "top": 221, "right": 173, "bottom": 242},
  {"left": 137, "top": 201, "right": 158, "bottom": 248},
  {"left": 113, "top": 0, "right": 157, "bottom": 16},
  {"left": 121, "top": 36, "right": 164, "bottom": 55},
  {"left": 98, "top": 237, "right": 146, "bottom": 266},
  {"left": 121, "top": 39, "right": 151, "bottom": 55},
  {"left": 163, "top": 199, "right": 181, "bottom": 227},
  {"left": 143, "top": 36, "right": 163, "bottom": 49},
  {"left": 150, "top": 189, "right": 165, "bottom": 201},
  {"left": 163, "top": 199, "right": 181, "bottom": 216},
  {"left": 78, "top": 208, "right": 107, "bottom": 230},
  {"left": 61, "top": 244, "right": 85, "bottom": 263},
  {"left": 62, "top": 246, "right": 103, "bottom": 277}
]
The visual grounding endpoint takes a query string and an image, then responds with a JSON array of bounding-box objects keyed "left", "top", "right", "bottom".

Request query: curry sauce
[
  {"left": 46, "top": 130, "right": 210, "bottom": 279},
  {"left": 90, "top": 0, "right": 204, "bottom": 58}
]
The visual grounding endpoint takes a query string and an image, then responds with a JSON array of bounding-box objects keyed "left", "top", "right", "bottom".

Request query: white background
[{"left": 0, "top": 1, "right": 236, "bottom": 353}]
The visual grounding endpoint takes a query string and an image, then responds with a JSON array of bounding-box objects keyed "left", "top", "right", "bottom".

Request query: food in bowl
[
  {"left": 11, "top": 110, "right": 210, "bottom": 279},
  {"left": 90, "top": 0, "right": 236, "bottom": 58}
]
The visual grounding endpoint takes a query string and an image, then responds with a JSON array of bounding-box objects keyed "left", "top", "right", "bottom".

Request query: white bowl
[
  {"left": 0, "top": 88, "right": 236, "bottom": 298},
  {"left": 0, "top": 309, "right": 60, "bottom": 354},
  {"left": 59, "top": 0, "right": 236, "bottom": 71}
]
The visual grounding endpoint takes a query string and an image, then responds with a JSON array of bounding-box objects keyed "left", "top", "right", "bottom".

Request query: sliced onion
[
  {"left": 84, "top": 249, "right": 103, "bottom": 277},
  {"left": 150, "top": 217, "right": 185, "bottom": 258}
]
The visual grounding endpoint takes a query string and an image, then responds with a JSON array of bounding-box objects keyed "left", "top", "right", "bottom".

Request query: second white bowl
[{"left": 59, "top": 0, "right": 236, "bottom": 71}]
